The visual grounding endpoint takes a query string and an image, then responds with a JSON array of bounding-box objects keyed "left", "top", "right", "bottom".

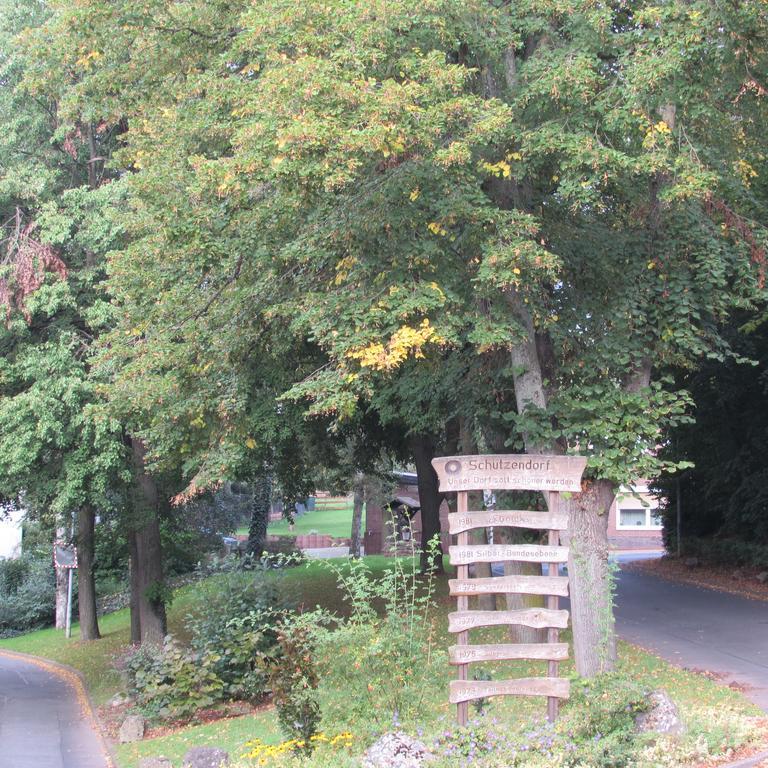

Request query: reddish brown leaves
[
  {"left": 0, "top": 209, "right": 68, "bottom": 323},
  {"left": 705, "top": 196, "right": 767, "bottom": 289}
]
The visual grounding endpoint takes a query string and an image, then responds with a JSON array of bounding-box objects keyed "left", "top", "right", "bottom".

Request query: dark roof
[{"left": 392, "top": 494, "right": 420, "bottom": 509}]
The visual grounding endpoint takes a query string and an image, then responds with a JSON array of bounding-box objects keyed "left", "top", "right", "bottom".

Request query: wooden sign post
[{"left": 432, "top": 454, "right": 587, "bottom": 726}]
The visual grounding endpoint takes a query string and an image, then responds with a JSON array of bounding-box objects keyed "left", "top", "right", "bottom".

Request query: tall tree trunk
[
  {"left": 131, "top": 437, "right": 167, "bottom": 646},
  {"left": 496, "top": 527, "right": 545, "bottom": 643},
  {"left": 127, "top": 526, "right": 141, "bottom": 645},
  {"left": 350, "top": 473, "right": 364, "bottom": 558},
  {"left": 411, "top": 434, "right": 444, "bottom": 573},
  {"left": 247, "top": 472, "right": 271, "bottom": 558},
  {"left": 472, "top": 527, "right": 497, "bottom": 611},
  {"left": 76, "top": 505, "right": 100, "bottom": 640},
  {"left": 504, "top": 290, "right": 617, "bottom": 675},
  {"left": 560, "top": 480, "right": 617, "bottom": 674}
]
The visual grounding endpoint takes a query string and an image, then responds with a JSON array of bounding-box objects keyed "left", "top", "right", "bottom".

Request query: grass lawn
[
  {"left": 3, "top": 556, "right": 764, "bottom": 768},
  {"left": 0, "top": 578, "right": 206, "bottom": 705},
  {"left": 236, "top": 497, "right": 355, "bottom": 539}
]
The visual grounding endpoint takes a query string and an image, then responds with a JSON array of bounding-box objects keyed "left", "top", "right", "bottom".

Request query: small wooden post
[
  {"left": 456, "top": 489, "right": 469, "bottom": 727},
  {"left": 547, "top": 490, "right": 560, "bottom": 722}
]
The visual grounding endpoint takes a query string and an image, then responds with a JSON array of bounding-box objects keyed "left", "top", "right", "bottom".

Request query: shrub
[
  {"left": 681, "top": 537, "right": 768, "bottom": 569},
  {"left": 0, "top": 552, "right": 55, "bottom": 637},
  {"left": 270, "top": 623, "right": 322, "bottom": 753},
  {"left": 125, "top": 637, "right": 225, "bottom": 720},
  {"left": 124, "top": 567, "right": 295, "bottom": 721},
  {"left": 186, "top": 569, "right": 289, "bottom": 700}
]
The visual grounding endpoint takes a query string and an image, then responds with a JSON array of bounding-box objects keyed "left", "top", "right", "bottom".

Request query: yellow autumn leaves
[{"left": 346, "top": 319, "right": 441, "bottom": 371}]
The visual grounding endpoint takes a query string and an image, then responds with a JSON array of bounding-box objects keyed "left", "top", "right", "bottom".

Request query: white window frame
[{"left": 615, "top": 484, "right": 663, "bottom": 531}]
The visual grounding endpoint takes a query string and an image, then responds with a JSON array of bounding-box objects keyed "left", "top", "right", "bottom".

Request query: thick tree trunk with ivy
[
  {"left": 127, "top": 526, "right": 141, "bottom": 645},
  {"left": 131, "top": 437, "right": 167, "bottom": 646},
  {"left": 504, "top": 289, "right": 618, "bottom": 676},
  {"left": 350, "top": 472, "right": 364, "bottom": 559},
  {"left": 76, "top": 504, "right": 100, "bottom": 641},
  {"left": 247, "top": 473, "right": 271, "bottom": 558},
  {"left": 411, "top": 434, "right": 444, "bottom": 573},
  {"left": 560, "top": 480, "right": 617, "bottom": 674}
]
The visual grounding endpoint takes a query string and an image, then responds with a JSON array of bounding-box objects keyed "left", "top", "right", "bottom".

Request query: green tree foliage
[
  {"left": 655, "top": 313, "right": 768, "bottom": 559},
  {"left": 12, "top": 0, "right": 768, "bottom": 669}
]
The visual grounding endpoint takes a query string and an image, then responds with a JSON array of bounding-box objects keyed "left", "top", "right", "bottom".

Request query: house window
[
  {"left": 617, "top": 501, "right": 663, "bottom": 530},
  {"left": 619, "top": 508, "right": 647, "bottom": 527}
]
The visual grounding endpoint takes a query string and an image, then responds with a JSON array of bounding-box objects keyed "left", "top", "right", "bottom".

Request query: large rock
[
  {"left": 362, "top": 732, "right": 434, "bottom": 768},
  {"left": 118, "top": 714, "right": 145, "bottom": 743},
  {"left": 756, "top": 572, "right": 768, "bottom": 584},
  {"left": 182, "top": 746, "right": 230, "bottom": 768},
  {"left": 635, "top": 691, "right": 685, "bottom": 736},
  {"left": 138, "top": 759, "right": 172, "bottom": 768}
]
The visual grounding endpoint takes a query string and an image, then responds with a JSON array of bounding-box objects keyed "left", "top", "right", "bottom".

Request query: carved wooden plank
[
  {"left": 449, "top": 643, "right": 569, "bottom": 664},
  {"left": 432, "top": 454, "right": 587, "bottom": 493},
  {"left": 449, "top": 544, "right": 568, "bottom": 565},
  {"left": 449, "top": 510, "right": 568, "bottom": 534},
  {"left": 448, "top": 608, "right": 569, "bottom": 632},
  {"left": 449, "top": 574, "right": 569, "bottom": 597},
  {"left": 450, "top": 677, "right": 570, "bottom": 704}
]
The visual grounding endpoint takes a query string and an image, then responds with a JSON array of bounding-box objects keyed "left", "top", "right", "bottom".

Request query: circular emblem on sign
[{"left": 445, "top": 460, "right": 462, "bottom": 475}]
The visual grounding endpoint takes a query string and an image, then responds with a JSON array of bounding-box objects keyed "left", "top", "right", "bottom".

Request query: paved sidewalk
[{"left": 0, "top": 651, "right": 111, "bottom": 768}]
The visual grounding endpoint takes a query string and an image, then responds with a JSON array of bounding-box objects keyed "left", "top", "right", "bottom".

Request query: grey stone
[
  {"left": 684, "top": 557, "right": 699, "bottom": 568},
  {"left": 362, "top": 732, "right": 434, "bottom": 768},
  {"left": 635, "top": 690, "right": 685, "bottom": 736},
  {"left": 138, "top": 759, "right": 172, "bottom": 768},
  {"left": 118, "top": 714, "right": 145, "bottom": 743},
  {"left": 756, "top": 572, "right": 768, "bottom": 584},
  {"left": 733, "top": 569, "right": 744, "bottom": 580},
  {"left": 182, "top": 746, "right": 230, "bottom": 768}
]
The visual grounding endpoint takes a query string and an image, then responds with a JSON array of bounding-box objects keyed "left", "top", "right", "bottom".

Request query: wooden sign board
[
  {"left": 432, "top": 454, "right": 587, "bottom": 493},
  {"left": 449, "top": 544, "right": 568, "bottom": 565},
  {"left": 448, "top": 510, "right": 568, "bottom": 534},
  {"left": 448, "top": 608, "right": 569, "bottom": 632},
  {"left": 449, "top": 574, "right": 569, "bottom": 597},
  {"left": 437, "top": 452, "right": 587, "bottom": 726},
  {"left": 450, "top": 677, "right": 570, "bottom": 704},
  {"left": 449, "top": 643, "right": 569, "bottom": 664}
]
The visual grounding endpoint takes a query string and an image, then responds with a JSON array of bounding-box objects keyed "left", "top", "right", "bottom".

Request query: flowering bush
[
  {"left": 242, "top": 732, "right": 353, "bottom": 765},
  {"left": 431, "top": 675, "right": 650, "bottom": 767}
]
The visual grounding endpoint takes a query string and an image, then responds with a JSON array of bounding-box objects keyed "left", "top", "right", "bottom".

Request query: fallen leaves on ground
[{"left": 622, "top": 557, "right": 768, "bottom": 602}]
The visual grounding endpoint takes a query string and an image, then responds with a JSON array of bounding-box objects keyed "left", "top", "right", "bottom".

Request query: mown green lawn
[
  {"left": 2, "top": 557, "right": 763, "bottom": 768},
  {"left": 236, "top": 498, "right": 356, "bottom": 539}
]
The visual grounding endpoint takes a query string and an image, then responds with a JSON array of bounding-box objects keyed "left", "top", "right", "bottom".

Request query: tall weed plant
[{"left": 310, "top": 539, "right": 442, "bottom": 731}]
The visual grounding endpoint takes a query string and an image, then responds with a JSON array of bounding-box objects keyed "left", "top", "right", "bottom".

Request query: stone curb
[{"left": 0, "top": 647, "right": 118, "bottom": 768}]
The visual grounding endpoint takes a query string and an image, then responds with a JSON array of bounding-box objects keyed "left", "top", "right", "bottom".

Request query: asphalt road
[
  {"left": 0, "top": 652, "right": 109, "bottom": 768},
  {"left": 614, "top": 562, "right": 768, "bottom": 711}
]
